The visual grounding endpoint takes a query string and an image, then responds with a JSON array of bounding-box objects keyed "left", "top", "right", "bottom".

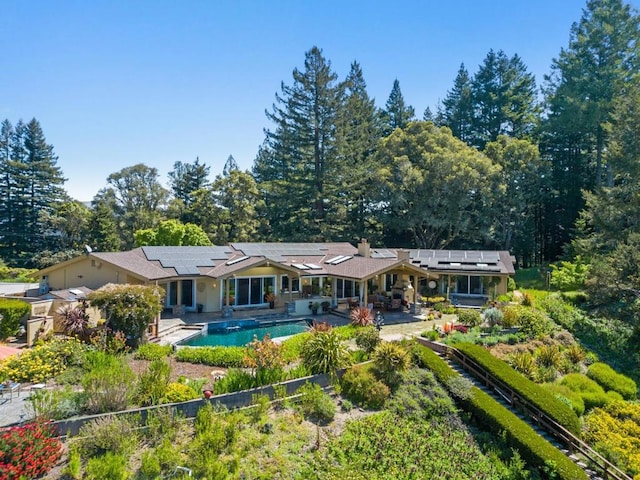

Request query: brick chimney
[
  {"left": 357, "top": 238, "right": 370, "bottom": 258},
  {"left": 397, "top": 249, "right": 410, "bottom": 260}
]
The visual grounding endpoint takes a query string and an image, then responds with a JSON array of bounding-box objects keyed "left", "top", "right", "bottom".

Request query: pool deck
[{"left": 156, "top": 306, "right": 454, "bottom": 346}]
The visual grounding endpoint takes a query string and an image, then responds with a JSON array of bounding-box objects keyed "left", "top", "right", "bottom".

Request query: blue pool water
[{"left": 178, "top": 319, "right": 311, "bottom": 347}]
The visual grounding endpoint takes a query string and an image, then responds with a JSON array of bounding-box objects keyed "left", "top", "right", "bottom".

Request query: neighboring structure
[{"left": 35, "top": 240, "right": 515, "bottom": 315}]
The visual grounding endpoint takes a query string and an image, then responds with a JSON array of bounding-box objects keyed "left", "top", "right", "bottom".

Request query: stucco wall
[{"left": 45, "top": 258, "right": 129, "bottom": 291}]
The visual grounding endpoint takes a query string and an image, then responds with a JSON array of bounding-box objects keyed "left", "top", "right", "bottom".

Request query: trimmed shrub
[
  {"left": 163, "top": 382, "right": 200, "bottom": 403},
  {"left": 560, "top": 373, "right": 609, "bottom": 411},
  {"left": 0, "top": 297, "right": 30, "bottom": 339},
  {"left": 454, "top": 342, "right": 581, "bottom": 435},
  {"left": 176, "top": 346, "right": 247, "bottom": 367},
  {"left": 416, "top": 345, "right": 587, "bottom": 480},
  {"left": 544, "top": 383, "right": 586, "bottom": 416},
  {"left": 456, "top": 309, "right": 482, "bottom": 327},
  {"left": 587, "top": 362, "right": 638, "bottom": 400},
  {"left": 134, "top": 343, "right": 172, "bottom": 361},
  {"left": 354, "top": 325, "right": 381, "bottom": 353},
  {"left": 341, "top": 365, "right": 390, "bottom": 409}
]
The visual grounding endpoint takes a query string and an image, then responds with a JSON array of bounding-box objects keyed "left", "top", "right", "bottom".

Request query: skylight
[{"left": 226, "top": 256, "right": 249, "bottom": 266}]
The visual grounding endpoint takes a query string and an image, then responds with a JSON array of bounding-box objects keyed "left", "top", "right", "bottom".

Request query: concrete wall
[
  {"left": 52, "top": 371, "right": 334, "bottom": 437},
  {"left": 26, "top": 316, "right": 54, "bottom": 346}
]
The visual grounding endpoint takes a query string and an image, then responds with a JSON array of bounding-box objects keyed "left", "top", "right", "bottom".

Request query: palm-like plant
[
  {"left": 301, "top": 329, "right": 351, "bottom": 376},
  {"left": 57, "top": 301, "right": 91, "bottom": 341},
  {"left": 371, "top": 341, "right": 410, "bottom": 387},
  {"left": 350, "top": 306, "right": 373, "bottom": 327}
]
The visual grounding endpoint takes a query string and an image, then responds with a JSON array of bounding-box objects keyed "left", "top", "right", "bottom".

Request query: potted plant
[
  {"left": 264, "top": 292, "right": 275, "bottom": 309},
  {"left": 310, "top": 301, "right": 320, "bottom": 315}
]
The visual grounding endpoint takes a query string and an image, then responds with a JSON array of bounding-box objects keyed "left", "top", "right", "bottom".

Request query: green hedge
[
  {"left": 587, "top": 362, "right": 638, "bottom": 400},
  {"left": 0, "top": 298, "right": 31, "bottom": 339},
  {"left": 175, "top": 346, "right": 247, "bottom": 367},
  {"left": 560, "top": 373, "right": 609, "bottom": 411},
  {"left": 415, "top": 345, "right": 588, "bottom": 480},
  {"left": 454, "top": 342, "right": 581, "bottom": 435},
  {"left": 134, "top": 343, "right": 173, "bottom": 361}
]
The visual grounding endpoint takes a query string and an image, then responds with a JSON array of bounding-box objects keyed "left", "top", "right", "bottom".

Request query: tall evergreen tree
[
  {"left": 0, "top": 119, "right": 67, "bottom": 266},
  {"left": 222, "top": 155, "right": 239, "bottom": 176},
  {"left": 254, "top": 46, "right": 344, "bottom": 241},
  {"left": 381, "top": 79, "right": 415, "bottom": 134},
  {"left": 541, "top": 0, "right": 639, "bottom": 259},
  {"left": 439, "top": 63, "right": 474, "bottom": 143},
  {"left": 470, "top": 50, "right": 539, "bottom": 149},
  {"left": 168, "top": 157, "right": 210, "bottom": 207},
  {"left": 334, "top": 62, "right": 384, "bottom": 242},
  {"left": 86, "top": 193, "right": 122, "bottom": 252}
]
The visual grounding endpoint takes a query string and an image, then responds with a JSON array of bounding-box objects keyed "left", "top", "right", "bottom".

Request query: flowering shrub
[
  {"left": 164, "top": 382, "right": 200, "bottom": 403},
  {"left": 0, "top": 420, "right": 62, "bottom": 479},
  {"left": 583, "top": 401, "right": 640, "bottom": 478},
  {"left": 0, "top": 338, "right": 86, "bottom": 383}
]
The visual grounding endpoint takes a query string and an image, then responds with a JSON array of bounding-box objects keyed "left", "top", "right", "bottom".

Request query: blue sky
[{"left": 1, "top": 0, "right": 605, "bottom": 201}]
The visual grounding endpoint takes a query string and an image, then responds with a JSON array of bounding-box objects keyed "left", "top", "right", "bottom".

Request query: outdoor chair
[{"left": 0, "top": 381, "right": 20, "bottom": 402}]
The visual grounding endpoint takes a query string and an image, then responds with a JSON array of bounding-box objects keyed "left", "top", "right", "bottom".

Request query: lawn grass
[{"left": 514, "top": 267, "right": 547, "bottom": 290}]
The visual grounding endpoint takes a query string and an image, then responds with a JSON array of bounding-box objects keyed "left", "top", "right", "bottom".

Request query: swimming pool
[{"left": 177, "top": 319, "right": 312, "bottom": 347}]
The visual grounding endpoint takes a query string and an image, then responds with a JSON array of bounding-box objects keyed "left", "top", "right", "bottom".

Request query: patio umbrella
[{"left": 0, "top": 345, "right": 22, "bottom": 361}]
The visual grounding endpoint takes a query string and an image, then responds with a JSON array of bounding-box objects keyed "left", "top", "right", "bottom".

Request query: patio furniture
[
  {"left": 388, "top": 299, "right": 402, "bottom": 311},
  {"left": 0, "top": 382, "right": 21, "bottom": 402},
  {"left": 347, "top": 298, "right": 359, "bottom": 310}
]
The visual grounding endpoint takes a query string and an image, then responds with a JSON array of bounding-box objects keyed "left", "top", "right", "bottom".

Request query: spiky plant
[
  {"left": 57, "top": 301, "right": 91, "bottom": 341},
  {"left": 508, "top": 351, "right": 537, "bottom": 380},
  {"left": 301, "top": 329, "right": 351, "bottom": 376},
  {"left": 350, "top": 306, "right": 373, "bottom": 327},
  {"left": 371, "top": 341, "right": 411, "bottom": 388}
]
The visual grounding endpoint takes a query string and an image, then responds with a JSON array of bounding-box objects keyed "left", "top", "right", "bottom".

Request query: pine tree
[
  {"left": 470, "top": 50, "right": 538, "bottom": 149},
  {"left": 254, "top": 46, "right": 344, "bottom": 241},
  {"left": 334, "top": 62, "right": 384, "bottom": 242},
  {"left": 86, "top": 193, "right": 122, "bottom": 251},
  {"left": 440, "top": 63, "right": 474, "bottom": 143},
  {"left": 168, "top": 157, "right": 210, "bottom": 206},
  {"left": 541, "top": 0, "right": 639, "bottom": 259},
  {"left": 381, "top": 79, "right": 415, "bottom": 134},
  {"left": 0, "top": 119, "right": 67, "bottom": 266},
  {"left": 222, "top": 155, "right": 238, "bottom": 176}
]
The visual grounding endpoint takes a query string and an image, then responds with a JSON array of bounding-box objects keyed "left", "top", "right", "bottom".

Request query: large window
[
  {"left": 228, "top": 276, "right": 276, "bottom": 306},
  {"left": 281, "top": 275, "right": 300, "bottom": 293},
  {"left": 453, "top": 276, "right": 485, "bottom": 295},
  {"left": 336, "top": 278, "right": 360, "bottom": 299}
]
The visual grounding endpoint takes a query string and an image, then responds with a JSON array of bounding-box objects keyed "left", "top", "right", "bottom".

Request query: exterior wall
[{"left": 45, "top": 258, "right": 129, "bottom": 291}]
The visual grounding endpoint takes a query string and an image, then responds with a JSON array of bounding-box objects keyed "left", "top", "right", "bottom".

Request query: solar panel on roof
[
  {"left": 292, "top": 263, "right": 310, "bottom": 270},
  {"left": 304, "top": 263, "right": 322, "bottom": 270},
  {"left": 325, "top": 255, "right": 345, "bottom": 264}
]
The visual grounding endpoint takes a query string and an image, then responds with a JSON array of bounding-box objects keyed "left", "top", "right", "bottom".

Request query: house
[{"left": 35, "top": 240, "right": 515, "bottom": 315}]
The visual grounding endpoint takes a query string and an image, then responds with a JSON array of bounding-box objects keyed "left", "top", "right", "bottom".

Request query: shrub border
[{"left": 414, "top": 345, "right": 588, "bottom": 480}]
